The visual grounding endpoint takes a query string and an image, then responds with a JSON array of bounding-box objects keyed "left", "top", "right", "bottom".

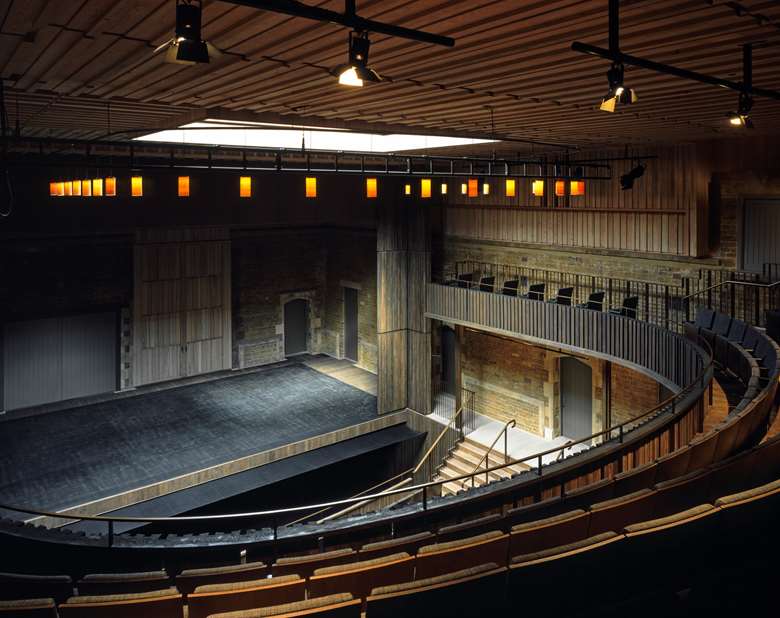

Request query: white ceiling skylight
[{"left": 136, "top": 120, "right": 497, "bottom": 153}]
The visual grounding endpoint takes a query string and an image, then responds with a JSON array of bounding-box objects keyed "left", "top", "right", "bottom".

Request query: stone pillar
[{"left": 377, "top": 196, "right": 430, "bottom": 415}]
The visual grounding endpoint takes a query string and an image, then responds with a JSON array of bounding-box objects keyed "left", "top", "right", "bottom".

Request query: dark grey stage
[{"left": 0, "top": 363, "right": 377, "bottom": 516}]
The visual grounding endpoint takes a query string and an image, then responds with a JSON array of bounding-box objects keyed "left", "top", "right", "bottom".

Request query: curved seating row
[{"left": 3, "top": 430, "right": 779, "bottom": 617}]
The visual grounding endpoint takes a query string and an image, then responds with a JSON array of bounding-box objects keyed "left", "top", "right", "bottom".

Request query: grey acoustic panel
[
  {"left": 62, "top": 312, "right": 117, "bottom": 400},
  {"left": 3, "top": 317, "right": 63, "bottom": 410},
  {"left": 743, "top": 200, "right": 780, "bottom": 274}
]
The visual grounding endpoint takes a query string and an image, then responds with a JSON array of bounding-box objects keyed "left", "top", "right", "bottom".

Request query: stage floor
[{"left": 0, "top": 361, "right": 377, "bottom": 516}]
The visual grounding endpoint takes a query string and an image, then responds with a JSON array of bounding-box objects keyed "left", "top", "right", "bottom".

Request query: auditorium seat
[
  {"left": 478, "top": 276, "right": 495, "bottom": 293},
  {"left": 712, "top": 313, "right": 733, "bottom": 337},
  {"left": 686, "top": 432, "right": 719, "bottom": 471},
  {"left": 309, "top": 552, "right": 414, "bottom": 605},
  {"left": 186, "top": 575, "right": 305, "bottom": 618},
  {"left": 58, "top": 587, "right": 183, "bottom": 618},
  {"left": 654, "top": 445, "right": 692, "bottom": 482},
  {"left": 623, "top": 505, "right": 719, "bottom": 589},
  {"left": 609, "top": 296, "right": 638, "bottom": 319},
  {"left": 77, "top": 570, "right": 171, "bottom": 595},
  {"left": 0, "top": 598, "right": 57, "bottom": 617},
  {"left": 501, "top": 280, "right": 519, "bottom": 296},
  {"left": 207, "top": 593, "right": 360, "bottom": 618},
  {"left": 561, "top": 477, "right": 614, "bottom": 510},
  {"left": 456, "top": 273, "right": 473, "bottom": 289},
  {"left": 435, "top": 513, "right": 504, "bottom": 543},
  {"left": 715, "top": 478, "right": 780, "bottom": 552},
  {"left": 505, "top": 496, "right": 562, "bottom": 526},
  {"left": 704, "top": 448, "right": 758, "bottom": 501},
  {"left": 612, "top": 462, "right": 658, "bottom": 496},
  {"left": 523, "top": 283, "right": 545, "bottom": 301},
  {"left": 693, "top": 307, "right": 716, "bottom": 331},
  {"left": 587, "top": 488, "right": 658, "bottom": 536},
  {"left": 727, "top": 319, "right": 748, "bottom": 344},
  {"left": 508, "top": 533, "right": 624, "bottom": 613},
  {"left": 415, "top": 531, "right": 510, "bottom": 579},
  {"left": 509, "top": 509, "right": 590, "bottom": 556},
  {"left": 272, "top": 548, "right": 355, "bottom": 578},
  {"left": 653, "top": 469, "right": 711, "bottom": 518},
  {"left": 175, "top": 561, "right": 268, "bottom": 595},
  {"left": 0, "top": 573, "right": 73, "bottom": 604},
  {"left": 712, "top": 417, "right": 742, "bottom": 461},
  {"left": 357, "top": 531, "right": 434, "bottom": 561},
  {"left": 549, "top": 286, "right": 574, "bottom": 306},
  {"left": 365, "top": 563, "right": 507, "bottom": 618},
  {"left": 578, "top": 291, "right": 605, "bottom": 311}
]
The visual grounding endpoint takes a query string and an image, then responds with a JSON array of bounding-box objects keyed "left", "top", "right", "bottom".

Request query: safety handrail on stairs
[
  {"left": 462, "top": 419, "right": 516, "bottom": 489},
  {"left": 413, "top": 405, "right": 466, "bottom": 481}
]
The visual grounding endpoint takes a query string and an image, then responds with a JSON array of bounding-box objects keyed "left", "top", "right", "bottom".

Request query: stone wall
[
  {"left": 610, "top": 363, "right": 660, "bottom": 426},
  {"left": 461, "top": 331, "right": 553, "bottom": 435}
]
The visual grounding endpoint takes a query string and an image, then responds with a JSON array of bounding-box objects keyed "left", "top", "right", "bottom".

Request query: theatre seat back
[
  {"left": 509, "top": 510, "right": 590, "bottom": 556},
  {"left": 309, "top": 553, "right": 414, "bottom": 603},
  {"left": 187, "top": 576, "right": 305, "bottom": 618},
  {"left": 415, "top": 532, "right": 509, "bottom": 580},
  {"left": 58, "top": 588, "right": 183, "bottom": 618}
]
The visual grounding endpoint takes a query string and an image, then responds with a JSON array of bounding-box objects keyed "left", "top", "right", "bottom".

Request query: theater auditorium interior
[{"left": 1, "top": 1, "right": 780, "bottom": 616}]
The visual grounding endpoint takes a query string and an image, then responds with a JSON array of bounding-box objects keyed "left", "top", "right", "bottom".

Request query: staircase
[{"left": 434, "top": 438, "right": 530, "bottom": 496}]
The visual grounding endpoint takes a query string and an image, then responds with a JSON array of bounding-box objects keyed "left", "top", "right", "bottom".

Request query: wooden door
[
  {"left": 284, "top": 299, "right": 309, "bottom": 357},
  {"left": 561, "top": 357, "right": 593, "bottom": 441}
]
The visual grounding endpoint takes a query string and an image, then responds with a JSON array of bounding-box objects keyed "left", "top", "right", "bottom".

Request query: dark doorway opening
[
  {"left": 284, "top": 299, "right": 309, "bottom": 357},
  {"left": 560, "top": 357, "right": 593, "bottom": 441},
  {"left": 440, "top": 326, "right": 456, "bottom": 395},
  {"left": 344, "top": 287, "right": 358, "bottom": 362}
]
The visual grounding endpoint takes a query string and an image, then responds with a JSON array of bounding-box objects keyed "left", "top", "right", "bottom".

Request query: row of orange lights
[
  {"left": 50, "top": 176, "right": 585, "bottom": 200},
  {"left": 407, "top": 178, "right": 585, "bottom": 198},
  {"left": 50, "top": 177, "right": 145, "bottom": 197}
]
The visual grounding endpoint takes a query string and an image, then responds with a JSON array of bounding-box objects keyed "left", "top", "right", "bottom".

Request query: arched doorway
[{"left": 284, "top": 298, "right": 309, "bottom": 357}]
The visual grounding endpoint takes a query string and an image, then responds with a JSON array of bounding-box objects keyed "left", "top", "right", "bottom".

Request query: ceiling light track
[
  {"left": 6, "top": 137, "right": 612, "bottom": 180},
  {"left": 572, "top": 0, "right": 780, "bottom": 103},
  {"left": 227, "top": 0, "right": 455, "bottom": 48}
]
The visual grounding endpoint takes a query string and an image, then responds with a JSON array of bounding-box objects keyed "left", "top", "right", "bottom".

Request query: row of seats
[
  {"left": 4, "top": 431, "right": 778, "bottom": 616},
  {"left": 444, "top": 272, "right": 639, "bottom": 316},
  {"left": 3, "top": 470, "right": 778, "bottom": 617}
]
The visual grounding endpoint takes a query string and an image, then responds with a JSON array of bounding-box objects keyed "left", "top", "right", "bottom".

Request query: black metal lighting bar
[
  {"left": 226, "top": 0, "right": 455, "bottom": 47},
  {"left": 571, "top": 0, "right": 780, "bottom": 102}
]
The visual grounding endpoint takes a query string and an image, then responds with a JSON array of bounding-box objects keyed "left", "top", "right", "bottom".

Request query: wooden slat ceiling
[{"left": 2, "top": 0, "right": 780, "bottom": 150}]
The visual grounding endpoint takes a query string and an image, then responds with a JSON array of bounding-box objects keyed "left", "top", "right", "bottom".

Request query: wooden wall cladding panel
[
  {"left": 443, "top": 146, "right": 704, "bottom": 257},
  {"left": 407, "top": 251, "right": 431, "bottom": 335},
  {"left": 377, "top": 251, "right": 408, "bottom": 334},
  {"left": 377, "top": 200, "right": 408, "bottom": 253},
  {"left": 407, "top": 330, "right": 431, "bottom": 414},
  {"left": 378, "top": 330, "right": 408, "bottom": 414}
]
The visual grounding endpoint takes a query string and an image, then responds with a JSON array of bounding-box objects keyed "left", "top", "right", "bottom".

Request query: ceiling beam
[{"left": 223, "top": 0, "right": 455, "bottom": 47}]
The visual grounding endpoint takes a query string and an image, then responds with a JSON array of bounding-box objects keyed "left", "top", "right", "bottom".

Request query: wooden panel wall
[
  {"left": 133, "top": 227, "right": 232, "bottom": 387},
  {"left": 443, "top": 145, "right": 708, "bottom": 257}
]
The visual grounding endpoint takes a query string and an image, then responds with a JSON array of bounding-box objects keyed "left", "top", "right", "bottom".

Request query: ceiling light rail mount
[{"left": 7, "top": 137, "right": 612, "bottom": 180}]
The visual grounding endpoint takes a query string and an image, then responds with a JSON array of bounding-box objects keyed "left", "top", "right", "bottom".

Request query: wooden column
[
  {"left": 377, "top": 195, "right": 431, "bottom": 414},
  {"left": 454, "top": 324, "right": 464, "bottom": 426}
]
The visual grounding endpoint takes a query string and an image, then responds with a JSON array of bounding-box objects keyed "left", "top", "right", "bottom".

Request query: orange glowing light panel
[
  {"left": 178, "top": 176, "right": 190, "bottom": 197},
  {"left": 240, "top": 176, "right": 252, "bottom": 198},
  {"left": 532, "top": 180, "right": 544, "bottom": 197},
  {"left": 555, "top": 180, "right": 566, "bottom": 197},
  {"left": 92, "top": 178, "right": 104, "bottom": 197},
  {"left": 570, "top": 180, "right": 586, "bottom": 196},
  {"left": 421, "top": 178, "right": 432, "bottom": 198},
  {"left": 105, "top": 177, "right": 117, "bottom": 196},
  {"left": 467, "top": 178, "right": 479, "bottom": 197},
  {"left": 131, "top": 176, "right": 143, "bottom": 197},
  {"left": 305, "top": 177, "right": 317, "bottom": 198},
  {"left": 82, "top": 180, "right": 92, "bottom": 196},
  {"left": 366, "top": 178, "right": 378, "bottom": 198},
  {"left": 505, "top": 179, "right": 517, "bottom": 198}
]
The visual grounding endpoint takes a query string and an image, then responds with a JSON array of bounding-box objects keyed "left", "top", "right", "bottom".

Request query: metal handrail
[
  {"left": 462, "top": 419, "right": 516, "bottom": 489},
  {"left": 681, "top": 278, "right": 780, "bottom": 302},
  {"left": 0, "top": 333, "right": 715, "bottom": 544},
  {"left": 412, "top": 405, "right": 465, "bottom": 476}
]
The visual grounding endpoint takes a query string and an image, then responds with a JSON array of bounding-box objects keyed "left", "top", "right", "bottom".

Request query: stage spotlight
[
  {"left": 332, "top": 31, "right": 382, "bottom": 87},
  {"left": 600, "top": 63, "right": 637, "bottom": 113},
  {"left": 620, "top": 163, "right": 645, "bottom": 190},
  {"left": 727, "top": 93, "right": 754, "bottom": 129},
  {"left": 154, "top": 1, "right": 220, "bottom": 65}
]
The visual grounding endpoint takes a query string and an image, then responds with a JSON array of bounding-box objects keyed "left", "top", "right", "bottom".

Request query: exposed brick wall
[
  {"left": 610, "top": 363, "right": 660, "bottom": 426},
  {"left": 461, "top": 331, "right": 549, "bottom": 435}
]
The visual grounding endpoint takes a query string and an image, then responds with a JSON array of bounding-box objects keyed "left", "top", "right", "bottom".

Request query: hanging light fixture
[
  {"left": 154, "top": 0, "right": 219, "bottom": 65},
  {"left": 600, "top": 62, "right": 637, "bottom": 112},
  {"left": 620, "top": 162, "right": 646, "bottom": 190},
  {"left": 728, "top": 93, "right": 754, "bottom": 129},
  {"left": 332, "top": 30, "right": 382, "bottom": 87}
]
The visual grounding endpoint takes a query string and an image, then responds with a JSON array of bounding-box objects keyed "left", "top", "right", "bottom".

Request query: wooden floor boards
[{"left": 302, "top": 355, "right": 378, "bottom": 396}]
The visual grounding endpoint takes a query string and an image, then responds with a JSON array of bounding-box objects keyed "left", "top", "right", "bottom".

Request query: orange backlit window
[
  {"left": 570, "top": 180, "right": 586, "bottom": 196},
  {"left": 505, "top": 179, "right": 516, "bottom": 198},
  {"left": 92, "top": 178, "right": 104, "bottom": 197},
  {"left": 240, "top": 176, "right": 252, "bottom": 198},
  {"left": 467, "top": 178, "right": 479, "bottom": 197},
  {"left": 555, "top": 180, "right": 566, "bottom": 197},
  {"left": 532, "top": 180, "right": 544, "bottom": 197},
  {"left": 64, "top": 181, "right": 73, "bottom": 197},
  {"left": 72, "top": 180, "right": 81, "bottom": 196},
  {"left": 131, "top": 176, "right": 143, "bottom": 197},
  {"left": 421, "top": 178, "right": 432, "bottom": 198},
  {"left": 178, "top": 176, "right": 190, "bottom": 197},
  {"left": 82, "top": 180, "right": 92, "bottom": 196},
  {"left": 305, "top": 177, "right": 317, "bottom": 198},
  {"left": 366, "top": 178, "right": 377, "bottom": 198},
  {"left": 105, "top": 177, "right": 117, "bottom": 196}
]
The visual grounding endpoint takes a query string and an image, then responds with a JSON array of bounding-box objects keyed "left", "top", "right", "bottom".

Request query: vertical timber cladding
[
  {"left": 133, "top": 227, "right": 232, "bottom": 386},
  {"left": 377, "top": 197, "right": 431, "bottom": 414}
]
